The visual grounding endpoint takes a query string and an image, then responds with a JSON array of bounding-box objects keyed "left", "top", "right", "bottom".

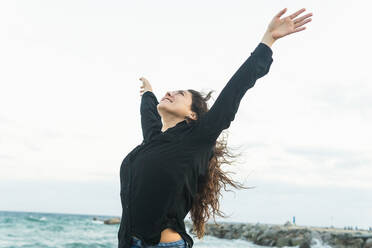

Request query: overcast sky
[{"left": 1, "top": 0, "right": 371, "bottom": 229}]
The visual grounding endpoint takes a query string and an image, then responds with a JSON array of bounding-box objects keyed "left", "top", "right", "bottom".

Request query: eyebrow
[{"left": 177, "top": 90, "right": 185, "bottom": 95}]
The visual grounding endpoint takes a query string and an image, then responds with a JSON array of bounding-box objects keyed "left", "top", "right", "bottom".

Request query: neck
[{"left": 161, "top": 116, "right": 185, "bottom": 133}]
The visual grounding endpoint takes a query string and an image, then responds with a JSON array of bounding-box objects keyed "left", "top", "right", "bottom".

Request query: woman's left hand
[{"left": 267, "top": 8, "right": 313, "bottom": 41}]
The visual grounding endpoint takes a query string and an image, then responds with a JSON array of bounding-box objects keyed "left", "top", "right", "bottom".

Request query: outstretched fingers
[
  {"left": 294, "top": 18, "right": 312, "bottom": 29},
  {"left": 289, "top": 8, "right": 306, "bottom": 20},
  {"left": 293, "top": 12, "right": 312, "bottom": 23},
  {"left": 275, "top": 8, "right": 287, "bottom": 18},
  {"left": 291, "top": 26, "right": 307, "bottom": 35},
  {"left": 293, "top": 13, "right": 313, "bottom": 25}
]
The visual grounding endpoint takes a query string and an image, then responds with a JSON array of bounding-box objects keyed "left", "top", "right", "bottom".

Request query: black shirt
[{"left": 118, "top": 42, "right": 273, "bottom": 248}]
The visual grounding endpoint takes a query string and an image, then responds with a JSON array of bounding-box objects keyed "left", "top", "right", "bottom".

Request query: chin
[{"left": 157, "top": 103, "right": 171, "bottom": 112}]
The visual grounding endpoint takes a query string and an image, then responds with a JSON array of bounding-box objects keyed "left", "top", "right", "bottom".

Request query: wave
[{"left": 25, "top": 215, "right": 47, "bottom": 222}]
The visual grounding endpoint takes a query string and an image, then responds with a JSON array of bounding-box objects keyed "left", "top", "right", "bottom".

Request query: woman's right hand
[{"left": 139, "top": 77, "right": 153, "bottom": 96}]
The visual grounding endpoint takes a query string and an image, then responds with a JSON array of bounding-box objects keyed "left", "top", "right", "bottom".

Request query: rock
[
  {"left": 224, "top": 225, "right": 240, "bottom": 240},
  {"left": 104, "top": 217, "right": 120, "bottom": 224},
  {"left": 365, "top": 238, "right": 372, "bottom": 248},
  {"left": 321, "top": 232, "right": 333, "bottom": 244},
  {"left": 332, "top": 237, "right": 364, "bottom": 248},
  {"left": 291, "top": 236, "right": 305, "bottom": 246},
  {"left": 299, "top": 242, "right": 311, "bottom": 248},
  {"left": 355, "top": 234, "right": 372, "bottom": 239},
  {"left": 347, "top": 238, "right": 364, "bottom": 248},
  {"left": 284, "top": 221, "right": 293, "bottom": 227},
  {"left": 256, "top": 228, "right": 278, "bottom": 246},
  {"left": 275, "top": 236, "right": 292, "bottom": 247},
  {"left": 186, "top": 221, "right": 372, "bottom": 248},
  {"left": 231, "top": 225, "right": 244, "bottom": 239},
  {"left": 251, "top": 228, "right": 264, "bottom": 241}
]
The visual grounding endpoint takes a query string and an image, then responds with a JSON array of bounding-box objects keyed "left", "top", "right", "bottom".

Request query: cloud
[
  {"left": 306, "top": 79, "right": 372, "bottom": 113},
  {"left": 0, "top": 154, "right": 15, "bottom": 160},
  {"left": 285, "top": 145, "right": 371, "bottom": 170}
]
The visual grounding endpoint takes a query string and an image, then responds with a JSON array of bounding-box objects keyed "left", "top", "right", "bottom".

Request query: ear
[{"left": 189, "top": 112, "right": 197, "bottom": 121}]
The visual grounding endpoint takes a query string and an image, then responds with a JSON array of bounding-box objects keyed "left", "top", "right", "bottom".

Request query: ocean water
[{"left": 0, "top": 211, "right": 329, "bottom": 248}]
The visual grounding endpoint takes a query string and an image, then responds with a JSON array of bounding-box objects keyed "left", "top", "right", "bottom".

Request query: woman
[{"left": 119, "top": 7, "right": 313, "bottom": 248}]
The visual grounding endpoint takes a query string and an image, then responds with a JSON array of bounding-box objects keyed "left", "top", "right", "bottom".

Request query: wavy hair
[{"left": 184, "top": 89, "right": 255, "bottom": 239}]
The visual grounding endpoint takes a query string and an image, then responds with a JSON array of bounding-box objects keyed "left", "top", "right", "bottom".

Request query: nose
[{"left": 165, "top": 91, "right": 175, "bottom": 98}]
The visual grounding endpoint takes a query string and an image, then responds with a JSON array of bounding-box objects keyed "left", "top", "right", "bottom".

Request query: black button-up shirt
[{"left": 118, "top": 42, "right": 273, "bottom": 248}]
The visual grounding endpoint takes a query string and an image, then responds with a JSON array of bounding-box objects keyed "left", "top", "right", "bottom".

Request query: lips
[{"left": 161, "top": 97, "right": 173, "bottom": 103}]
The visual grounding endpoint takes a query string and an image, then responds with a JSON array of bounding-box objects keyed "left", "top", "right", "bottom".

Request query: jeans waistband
[{"left": 131, "top": 235, "right": 187, "bottom": 247}]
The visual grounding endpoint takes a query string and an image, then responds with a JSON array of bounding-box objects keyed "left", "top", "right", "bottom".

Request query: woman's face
[{"left": 157, "top": 90, "right": 195, "bottom": 120}]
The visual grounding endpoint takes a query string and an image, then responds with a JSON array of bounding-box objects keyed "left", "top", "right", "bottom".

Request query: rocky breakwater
[
  {"left": 184, "top": 220, "right": 372, "bottom": 248},
  {"left": 92, "top": 217, "right": 120, "bottom": 224}
]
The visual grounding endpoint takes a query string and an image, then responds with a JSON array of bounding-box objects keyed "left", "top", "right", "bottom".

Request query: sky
[{"left": 1, "top": 0, "right": 371, "bottom": 229}]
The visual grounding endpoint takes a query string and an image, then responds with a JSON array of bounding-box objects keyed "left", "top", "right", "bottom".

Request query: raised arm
[
  {"left": 192, "top": 8, "right": 313, "bottom": 143},
  {"left": 139, "top": 77, "right": 162, "bottom": 143},
  {"left": 191, "top": 42, "right": 273, "bottom": 142}
]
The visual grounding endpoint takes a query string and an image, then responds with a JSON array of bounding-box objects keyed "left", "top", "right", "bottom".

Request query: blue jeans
[{"left": 130, "top": 236, "right": 187, "bottom": 248}]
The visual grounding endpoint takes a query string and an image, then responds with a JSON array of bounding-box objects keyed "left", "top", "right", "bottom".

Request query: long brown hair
[{"left": 185, "top": 89, "right": 255, "bottom": 239}]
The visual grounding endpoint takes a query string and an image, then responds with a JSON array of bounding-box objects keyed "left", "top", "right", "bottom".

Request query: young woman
[{"left": 119, "top": 7, "right": 313, "bottom": 248}]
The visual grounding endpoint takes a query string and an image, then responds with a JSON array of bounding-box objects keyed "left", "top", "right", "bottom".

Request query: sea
[{"left": 0, "top": 211, "right": 330, "bottom": 248}]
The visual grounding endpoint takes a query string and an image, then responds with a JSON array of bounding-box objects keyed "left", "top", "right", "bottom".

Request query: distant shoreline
[
  {"left": 0, "top": 210, "right": 119, "bottom": 218},
  {"left": 2, "top": 210, "right": 370, "bottom": 231}
]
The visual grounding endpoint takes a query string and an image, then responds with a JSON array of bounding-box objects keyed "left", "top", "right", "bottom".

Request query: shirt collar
[
  {"left": 161, "top": 120, "right": 189, "bottom": 134},
  {"left": 151, "top": 120, "right": 190, "bottom": 142}
]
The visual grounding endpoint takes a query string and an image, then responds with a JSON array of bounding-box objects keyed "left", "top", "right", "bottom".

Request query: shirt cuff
[
  {"left": 142, "top": 91, "right": 154, "bottom": 97},
  {"left": 142, "top": 90, "right": 159, "bottom": 104},
  {"left": 257, "top": 42, "right": 273, "bottom": 58}
]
